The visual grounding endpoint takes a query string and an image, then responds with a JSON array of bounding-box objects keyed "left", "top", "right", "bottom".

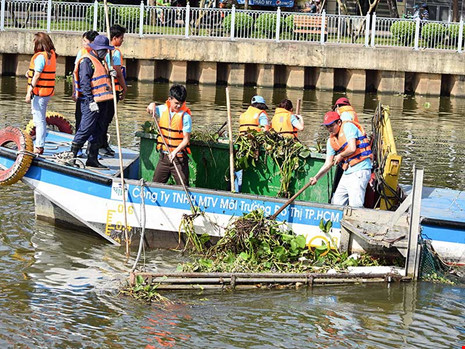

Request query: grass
[{"left": 38, "top": 19, "right": 90, "bottom": 32}]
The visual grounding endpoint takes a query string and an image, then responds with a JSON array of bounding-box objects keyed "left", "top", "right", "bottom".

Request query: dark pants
[
  {"left": 153, "top": 152, "right": 189, "bottom": 186},
  {"left": 75, "top": 100, "right": 82, "bottom": 132},
  {"left": 101, "top": 92, "right": 120, "bottom": 146},
  {"left": 73, "top": 99, "right": 107, "bottom": 146}
]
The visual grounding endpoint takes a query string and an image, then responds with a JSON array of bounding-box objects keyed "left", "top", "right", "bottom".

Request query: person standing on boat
[
  {"left": 71, "top": 35, "right": 114, "bottom": 169},
  {"left": 72, "top": 30, "right": 99, "bottom": 136},
  {"left": 333, "top": 97, "right": 359, "bottom": 123},
  {"left": 25, "top": 32, "right": 57, "bottom": 155},
  {"left": 239, "top": 95, "right": 270, "bottom": 134},
  {"left": 271, "top": 99, "right": 304, "bottom": 138},
  {"left": 309, "top": 111, "right": 372, "bottom": 207},
  {"left": 101, "top": 24, "right": 128, "bottom": 158},
  {"left": 146, "top": 84, "right": 192, "bottom": 185}
]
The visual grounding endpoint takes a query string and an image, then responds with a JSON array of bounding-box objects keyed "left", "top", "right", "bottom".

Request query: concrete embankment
[{"left": 1, "top": 31, "right": 465, "bottom": 96}]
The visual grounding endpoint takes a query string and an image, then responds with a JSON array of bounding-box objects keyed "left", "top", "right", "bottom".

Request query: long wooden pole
[
  {"left": 103, "top": 0, "right": 129, "bottom": 257},
  {"left": 151, "top": 107, "right": 197, "bottom": 214},
  {"left": 225, "top": 87, "right": 235, "bottom": 192},
  {"left": 295, "top": 98, "right": 302, "bottom": 115},
  {"left": 270, "top": 179, "right": 313, "bottom": 220}
]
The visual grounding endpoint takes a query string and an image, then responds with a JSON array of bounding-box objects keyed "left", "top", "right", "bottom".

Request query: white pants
[
  {"left": 31, "top": 95, "right": 50, "bottom": 148},
  {"left": 331, "top": 169, "right": 371, "bottom": 208}
]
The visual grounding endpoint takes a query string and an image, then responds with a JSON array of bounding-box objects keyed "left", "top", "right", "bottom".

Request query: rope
[{"left": 132, "top": 178, "right": 147, "bottom": 272}]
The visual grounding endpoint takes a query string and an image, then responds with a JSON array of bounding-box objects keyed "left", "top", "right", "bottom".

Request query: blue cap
[
  {"left": 89, "top": 35, "right": 114, "bottom": 51},
  {"left": 251, "top": 95, "right": 266, "bottom": 104}
]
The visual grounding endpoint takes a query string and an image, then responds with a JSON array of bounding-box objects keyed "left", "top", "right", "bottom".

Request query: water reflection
[
  {"left": 1, "top": 77, "right": 465, "bottom": 191},
  {"left": 0, "top": 182, "right": 464, "bottom": 347}
]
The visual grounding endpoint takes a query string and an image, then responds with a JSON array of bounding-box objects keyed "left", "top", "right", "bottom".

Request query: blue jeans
[{"left": 31, "top": 95, "right": 50, "bottom": 148}]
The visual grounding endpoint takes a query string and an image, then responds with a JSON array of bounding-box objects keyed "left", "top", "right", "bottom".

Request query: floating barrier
[{"left": 130, "top": 271, "right": 410, "bottom": 290}]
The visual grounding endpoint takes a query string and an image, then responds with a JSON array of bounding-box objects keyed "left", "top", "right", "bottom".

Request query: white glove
[
  {"left": 109, "top": 69, "right": 117, "bottom": 78},
  {"left": 89, "top": 101, "right": 99, "bottom": 112}
]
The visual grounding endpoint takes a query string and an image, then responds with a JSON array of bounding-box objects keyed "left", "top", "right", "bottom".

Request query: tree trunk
[
  {"left": 386, "top": 0, "right": 399, "bottom": 18},
  {"left": 453, "top": 0, "right": 459, "bottom": 22}
]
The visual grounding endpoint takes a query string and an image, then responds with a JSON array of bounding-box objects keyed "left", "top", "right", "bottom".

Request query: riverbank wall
[{"left": 1, "top": 31, "right": 465, "bottom": 97}]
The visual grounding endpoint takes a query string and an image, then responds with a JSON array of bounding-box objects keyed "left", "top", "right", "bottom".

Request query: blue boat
[{"left": 0, "top": 125, "right": 464, "bottom": 268}]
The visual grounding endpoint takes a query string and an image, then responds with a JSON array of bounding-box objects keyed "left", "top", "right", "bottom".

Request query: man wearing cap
[
  {"left": 239, "top": 95, "right": 270, "bottom": 134},
  {"left": 333, "top": 97, "right": 359, "bottom": 123},
  {"left": 309, "top": 111, "right": 372, "bottom": 207},
  {"left": 71, "top": 35, "right": 114, "bottom": 169}
]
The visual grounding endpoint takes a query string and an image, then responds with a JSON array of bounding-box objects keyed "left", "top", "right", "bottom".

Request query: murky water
[{"left": 1, "top": 78, "right": 464, "bottom": 347}]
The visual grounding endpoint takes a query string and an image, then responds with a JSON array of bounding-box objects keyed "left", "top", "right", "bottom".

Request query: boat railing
[{"left": 1, "top": 0, "right": 463, "bottom": 53}]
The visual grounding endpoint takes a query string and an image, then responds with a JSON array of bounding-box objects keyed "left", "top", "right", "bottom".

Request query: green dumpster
[{"left": 137, "top": 132, "right": 335, "bottom": 204}]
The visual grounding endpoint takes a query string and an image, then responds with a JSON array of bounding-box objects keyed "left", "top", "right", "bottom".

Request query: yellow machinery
[{"left": 372, "top": 105, "right": 402, "bottom": 210}]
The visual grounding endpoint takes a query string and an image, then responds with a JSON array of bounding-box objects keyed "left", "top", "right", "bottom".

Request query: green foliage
[
  {"left": 179, "top": 210, "right": 381, "bottom": 274},
  {"left": 254, "top": 13, "right": 278, "bottom": 36},
  {"left": 190, "top": 129, "right": 220, "bottom": 143},
  {"left": 390, "top": 21, "right": 416, "bottom": 45},
  {"left": 283, "top": 15, "right": 294, "bottom": 29},
  {"left": 222, "top": 13, "right": 254, "bottom": 33},
  {"left": 86, "top": 3, "right": 146, "bottom": 29},
  {"left": 447, "top": 24, "right": 464, "bottom": 40},
  {"left": 120, "top": 274, "right": 172, "bottom": 303},
  {"left": 421, "top": 22, "right": 446, "bottom": 46},
  {"left": 141, "top": 120, "right": 157, "bottom": 134},
  {"left": 117, "top": 5, "right": 146, "bottom": 24},
  {"left": 235, "top": 130, "right": 313, "bottom": 198}
]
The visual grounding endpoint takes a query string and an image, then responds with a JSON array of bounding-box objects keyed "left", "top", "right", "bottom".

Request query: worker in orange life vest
[
  {"left": 146, "top": 84, "right": 192, "bottom": 185},
  {"left": 72, "top": 30, "right": 99, "bottom": 137},
  {"left": 309, "top": 111, "right": 372, "bottom": 207},
  {"left": 271, "top": 99, "right": 304, "bottom": 138},
  {"left": 333, "top": 97, "right": 359, "bottom": 123},
  {"left": 101, "top": 24, "right": 128, "bottom": 158},
  {"left": 239, "top": 95, "right": 270, "bottom": 134},
  {"left": 71, "top": 35, "right": 114, "bottom": 169},
  {"left": 25, "top": 32, "right": 57, "bottom": 155}
]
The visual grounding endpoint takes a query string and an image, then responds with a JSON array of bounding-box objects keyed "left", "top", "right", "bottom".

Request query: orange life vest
[
  {"left": 329, "top": 120, "right": 372, "bottom": 170},
  {"left": 337, "top": 105, "right": 359, "bottom": 123},
  {"left": 271, "top": 108, "right": 297, "bottom": 138},
  {"left": 112, "top": 47, "right": 126, "bottom": 92},
  {"left": 239, "top": 106, "right": 267, "bottom": 134},
  {"left": 27, "top": 50, "right": 56, "bottom": 97},
  {"left": 73, "top": 53, "right": 113, "bottom": 103},
  {"left": 156, "top": 100, "right": 191, "bottom": 156}
]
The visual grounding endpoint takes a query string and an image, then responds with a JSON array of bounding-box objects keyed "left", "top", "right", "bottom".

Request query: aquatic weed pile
[
  {"left": 235, "top": 130, "right": 314, "bottom": 197},
  {"left": 179, "top": 210, "right": 380, "bottom": 273}
]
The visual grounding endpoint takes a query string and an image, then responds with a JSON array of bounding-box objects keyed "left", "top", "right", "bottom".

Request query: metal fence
[{"left": 1, "top": 0, "right": 463, "bottom": 52}]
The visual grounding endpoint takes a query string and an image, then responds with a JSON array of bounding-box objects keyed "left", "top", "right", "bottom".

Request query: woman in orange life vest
[
  {"left": 333, "top": 97, "right": 359, "bottom": 123},
  {"left": 71, "top": 35, "right": 114, "bottom": 169},
  {"left": 239, "top": 95, "right": 270, "bottom": 134},
  {"left": 25, "top": 32, "right": 57, "bottom": 155},
  {"left": 271, "top": 99, "right": 304, "bottom": 138},
  {"left": 309, "top": 111, "right": 372, "bottom": 208},
  {"left": 72, "top": 30, "right": 99, "bottom": 139},
  {"left": 146, "top": 84, "right": 192, "bottom": 185}
]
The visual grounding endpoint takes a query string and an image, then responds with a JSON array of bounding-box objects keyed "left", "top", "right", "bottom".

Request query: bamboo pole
[
  {"left": 295, "top": 98, "right": 302, "bottom": 115},
  {"left": 226, "top": 87, "right": 235, "bottom": 192},
  {"left": 269, "top": 179, "right": 313, "bottom": 220},
  {"left": 103, "top": 0, "right": 129, "bottom": 257}
]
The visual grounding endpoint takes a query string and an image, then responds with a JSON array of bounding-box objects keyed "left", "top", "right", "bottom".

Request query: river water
[{"left": 0, "top": 78, "right": 464, "bottom": 347}]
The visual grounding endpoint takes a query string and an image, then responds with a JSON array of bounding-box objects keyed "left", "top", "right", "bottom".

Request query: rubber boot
[
  {"left": 71, "top": 142, "right": 83, "bottom": 158},
  {"left": 100, "top": 138, "right": 115, "bottom": 157},
  {"left": 86, "top": 143, "right": 108, "bottom": 169}
]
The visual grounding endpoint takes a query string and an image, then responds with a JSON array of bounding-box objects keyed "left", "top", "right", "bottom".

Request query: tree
[{"left": 386, "top": 0, "right": 399, "bottom": 18}]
